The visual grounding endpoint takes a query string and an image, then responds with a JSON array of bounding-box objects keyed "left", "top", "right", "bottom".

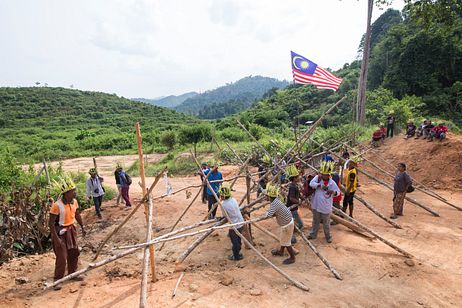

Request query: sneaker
[
  {"left": 326, "top": 237, "right": 333, "bottom": 243},
  {"left": 228, "top": 254, "right": 243, "bottom": 261},
  {"left": 97, "top": 213, "right": 102, "bottom": 219}
]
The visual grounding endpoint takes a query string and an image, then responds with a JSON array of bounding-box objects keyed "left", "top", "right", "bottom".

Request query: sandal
[{"left": 271, "top": 249, "right": 283, "bottom": 256}]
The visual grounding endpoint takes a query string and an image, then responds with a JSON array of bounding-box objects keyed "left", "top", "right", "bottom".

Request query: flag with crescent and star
[{"left": 291, "top": 51, "right": 342, "bottom": 91}]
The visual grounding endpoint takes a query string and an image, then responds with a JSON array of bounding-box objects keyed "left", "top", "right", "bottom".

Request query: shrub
[{"left": 160, "top": 130, "right": 177, "bottom": 150}]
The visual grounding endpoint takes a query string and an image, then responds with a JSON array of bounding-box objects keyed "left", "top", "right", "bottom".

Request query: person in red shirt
[
  {"left": 372, "top": 128, "right": 383, "bottom": 147},
  {"left": 429, "top": 123, "right": 448, "bottom": 142}
]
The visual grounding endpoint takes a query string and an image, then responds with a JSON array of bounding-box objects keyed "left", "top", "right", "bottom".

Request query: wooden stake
[
  {"left": 136, "top": 122, "right": 157, "bottom": 282},
  {"left": 295, "top": 225, "right": 343, "bottom": 280},
  {"left": 172, "top": 272, "right": 185, "bottom": 299},
  {"left": 140, "top": 195, "right": 154, "bottom": 307}
]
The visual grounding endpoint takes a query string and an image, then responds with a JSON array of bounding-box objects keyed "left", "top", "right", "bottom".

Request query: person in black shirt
[
  {"left": 386, "top": 113, "right": 395, "bottom": 138},
  {"left": 286, "top": 165, "right": 303, "bottom": 244},
  {"left": 114, "top": 164, "right": 125, "bottom": 206}
]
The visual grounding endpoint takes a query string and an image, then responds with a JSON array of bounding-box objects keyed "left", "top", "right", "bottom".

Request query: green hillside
[
  {"left": 0, "top": 87, "right": 199, "bottom": 161},
  {"left": 132, "top": 92, "right": 198, "bottom": 108},
  {"left": 175, "top": 76, "right": 289, "bottom": 119}
]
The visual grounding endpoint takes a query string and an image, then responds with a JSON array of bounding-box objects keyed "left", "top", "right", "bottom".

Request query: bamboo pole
[
  {"left": 140, "top": 194, "right": 154, "bottom": 307},
  {"left": 253, "top": 222, "right": 279, "bottom": 242},
  {"left": 330, "top": 214, "right": 373, "bottom": 238},
  {"left": 295, "top": 225, "right": 343, "bottom": 280},
  {"left": 136, "top": 122, "right": 157, "bottom": 282},
  {"left": 171, "top": 272, "right": 185, "bottom": 299},
  {"left": 93, "top": 167, "right": 166, "bottom": 261},
  {"left": 311, "top": 139, "right": 440, "bottom": 217},
  {"left": 229, "top": 156, "right": 251, "bottom": 190},
  {"left": 354, "top": 194, "right": 402, "bottom": 229},
  {"left": 191, "top": 152, "right": 309, "bottom": 291},
  {"left": 345, "top": 144, "right": 461, "bottom": 211},
  {"left": 42, "top": 159, "right": 51, "bottom": 186},
  {"left": 332, "top": 208, "right": 413, "bottom": 258},
  {"left": 30, "top": 166, "right": 44, "bottom": 188},
  {"left": 158, "top": 187, "right": 203, "bottom": 252}
]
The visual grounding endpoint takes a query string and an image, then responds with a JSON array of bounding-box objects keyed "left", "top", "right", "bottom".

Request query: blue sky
[{"left": 0, "top": 0, "right": 404, "bottom": 98}]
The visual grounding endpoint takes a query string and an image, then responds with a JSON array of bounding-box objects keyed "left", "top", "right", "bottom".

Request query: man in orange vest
[{"left": 49, "top": 175, "right": 86, "bottom": 290}]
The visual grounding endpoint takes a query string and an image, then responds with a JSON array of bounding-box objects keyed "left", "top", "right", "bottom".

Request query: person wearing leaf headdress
[
  {"left": 49, "top": 175, "right": 85, "bottom": 290},
  {"left": 307, "top": 161, "right": 340, "bottom": 243},
  {"left": 285, "top": 164, "right": 303, "bottom": 244},
  {"left": 264, "top": 183, "right": 296, "bottom": 264},
  {"left": 342, "top": 157, "right": 359, "bottom": 218}
]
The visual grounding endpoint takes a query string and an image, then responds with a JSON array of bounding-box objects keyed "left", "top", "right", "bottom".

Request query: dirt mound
[{"left": 364, "top": 132, "right": 462, "bottom": 190}]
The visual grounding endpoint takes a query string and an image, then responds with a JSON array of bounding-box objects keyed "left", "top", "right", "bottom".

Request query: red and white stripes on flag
[{"left": 292, "top": 66, "right": 343, "bottom": 91}]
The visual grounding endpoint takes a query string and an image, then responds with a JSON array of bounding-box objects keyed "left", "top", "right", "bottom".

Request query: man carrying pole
[
  {"left": 86, "top": 168, "right": 105, "bottom": 219},
  {"left": 265, "top": 183, "right": 297, "bottom": 265},
  {"left": 219, "top": 186, "right": 245, "bottom": 261},
  {"left": 307, "top": 161, "right": 340, "bottom": 243}
]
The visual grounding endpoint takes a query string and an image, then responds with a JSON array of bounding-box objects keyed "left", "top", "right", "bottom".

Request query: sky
[{"left": 0, "top": 0, "right": 405, "bottom": 98}]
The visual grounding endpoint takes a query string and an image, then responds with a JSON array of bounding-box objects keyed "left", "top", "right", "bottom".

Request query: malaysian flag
[{"left": 291, "top": 51, "right": 342, "bottom": 91}]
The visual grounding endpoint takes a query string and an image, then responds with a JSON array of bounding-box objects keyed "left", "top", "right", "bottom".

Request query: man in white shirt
[
  {"left": 86, "top": 168, "right": 105, "bottom": 219},
  {"left": 219, "top": 186, "right": 244, "bottom": 261},
  {"left": 307, "top": 161, "right": 340, "bottom": 243}
]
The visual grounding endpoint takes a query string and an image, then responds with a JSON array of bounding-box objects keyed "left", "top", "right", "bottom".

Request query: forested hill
[
  {"left": 174, "top": 76, "right": 289, "bottom": 119},
  {"left": 0, "top": 87, "right": 198, "bottom": 161},
  {"left": 223, "top": 7, "right": 462, "bottom": 132},
  {"left": 132, "top": 92, "right": 198, "bottom": 108}
]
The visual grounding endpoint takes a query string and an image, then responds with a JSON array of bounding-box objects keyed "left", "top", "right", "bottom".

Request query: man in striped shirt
[{"left": 265, "top": 184, "right": 296, "bottom": 264}]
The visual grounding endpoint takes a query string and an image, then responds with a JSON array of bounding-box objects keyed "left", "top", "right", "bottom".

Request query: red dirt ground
[{"left": 2, "top": 133, "right": 462, "bottom": 307}]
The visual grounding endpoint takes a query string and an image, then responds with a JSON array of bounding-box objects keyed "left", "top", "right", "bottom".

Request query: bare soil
[{"left": 2, "top": 135, "right": 462, "bottom": 307}]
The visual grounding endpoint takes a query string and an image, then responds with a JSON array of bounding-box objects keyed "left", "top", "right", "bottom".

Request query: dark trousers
[
  {"left": 201, "top": 184, "right": 207, "bottom": 203},
  {"left": 207, "top": 194, "right": 219, "bottom": 218},
  {"left": 93, "top": 195, "right": 103, "bottom": 215},
  {"left": 342, "top": 191, "right": 355, "bottom": 216},
  {"left": 121, "top": 186, "right": 131, "bottom": 207},
  {"left": 387, "top": 124, "right": 394, "bottom": 137},
  {"left": 229, "top": 227, "right": 243, "bottom": 258}
]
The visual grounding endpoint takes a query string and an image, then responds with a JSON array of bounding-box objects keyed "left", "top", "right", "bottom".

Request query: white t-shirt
[{"left": 221, "top": 198, "right": 244, "bottom": 229}]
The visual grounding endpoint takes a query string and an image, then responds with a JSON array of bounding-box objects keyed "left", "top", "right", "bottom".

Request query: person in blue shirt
[{"left": 203, "top": 161, "right": 223, "bottom": 219}]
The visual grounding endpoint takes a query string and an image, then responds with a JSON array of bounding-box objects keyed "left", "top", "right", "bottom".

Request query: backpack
[{"left": 125, "top": 173, "right": 132, "bottom": 185}]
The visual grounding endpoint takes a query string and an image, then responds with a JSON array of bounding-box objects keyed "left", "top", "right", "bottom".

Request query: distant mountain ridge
[
  {"left": 132, "top": 92, "right": 198, "bottom": 108},
  {"left": 174, "top": 76, "right": 289, "bottom": 119}
]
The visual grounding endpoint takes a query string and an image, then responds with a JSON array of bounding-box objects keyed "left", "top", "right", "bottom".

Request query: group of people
[
  {"left": 85, "top": 164, "right": 132, "bottom": 219},
  {"left": 405, "top": 120, "right": 448, "bottom": 142},
  {"left": 372, "top": 115, "right": 449, "bottom": 146}
]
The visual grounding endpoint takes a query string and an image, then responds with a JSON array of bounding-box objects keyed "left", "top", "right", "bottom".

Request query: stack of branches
[{"left": 0, "top": 186, "right": 51, "bottom": 263}]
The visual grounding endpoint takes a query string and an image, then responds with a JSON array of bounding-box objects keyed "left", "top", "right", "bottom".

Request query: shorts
[{"left": 280, "top": 219, "right": 294, "bottom": 247}]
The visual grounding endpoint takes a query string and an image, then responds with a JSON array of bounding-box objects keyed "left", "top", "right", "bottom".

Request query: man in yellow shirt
[
  {"left": 342, "top": 158, "right": 359, "bottom": 217},
  {"left": 49, "top": 175, "right": 85, "bottom": 290}
]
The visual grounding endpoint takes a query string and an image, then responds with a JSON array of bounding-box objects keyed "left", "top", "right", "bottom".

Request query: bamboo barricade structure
[
  {"left": 270, "top": 140, "right": 402, "bottom": 230},
  {"left": 224, "top": 141, "right": 258, "bottom": 186},
  {"left": 190, "top": 153, "right": 310, "bottom": 291},
  {"left": 136, "top": 122, "right": 157, "bottom": 283},
  {"left": 332, "top": 208, "right": 413, "bottom": 258},
  {"left": 311, "top": 139, "right": 441, "bottom": 217},
  {"left": 230, "top": 156, "right": 252, "bottom": 190},
  {"left": 93, "top": 167, "right": 167, "bottom": 261},
  {"left": 295, "top": 225, "right": 343, "bottom": 280},
  {"left": 343, "top": 143, "right": 462, "bottom": 211}
]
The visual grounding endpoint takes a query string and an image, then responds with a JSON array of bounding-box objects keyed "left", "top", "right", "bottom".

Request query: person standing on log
[
  {"left": 390, "top": 163, "right": 412, "bottom": 219},
  {"left": 342, "top": 157, "right": 359, "bottom": 218},
  {"left": 204, "top": 160, "right": 223, "bottom": 219},
  {"left": 218, "top": 186, "right": 244, "bottom": 261},
  {"left": 86, "top": 168, "right": 105, "bottom": 219},
  {"left": 307, "top": 161, "right": 340, "bottom": 243},
  {"left": 286, "top": 164, "right": 303, "bottom": 244},
  {"left": 386, "top": 112, "right": 395, "bottom": 138},
  {"left": 49, "top": 175, "right": 85, "bottom": 290},
  {"left": 114, "top": 164, "right": 125, "bottom": 206},
  {"left": 264, "top": 184, "right": 296, "bottom": 264}
]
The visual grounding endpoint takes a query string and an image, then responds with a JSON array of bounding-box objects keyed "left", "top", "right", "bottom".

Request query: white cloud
[{"left": 0, "top": 0, "right": 405, "bottom": 97}]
